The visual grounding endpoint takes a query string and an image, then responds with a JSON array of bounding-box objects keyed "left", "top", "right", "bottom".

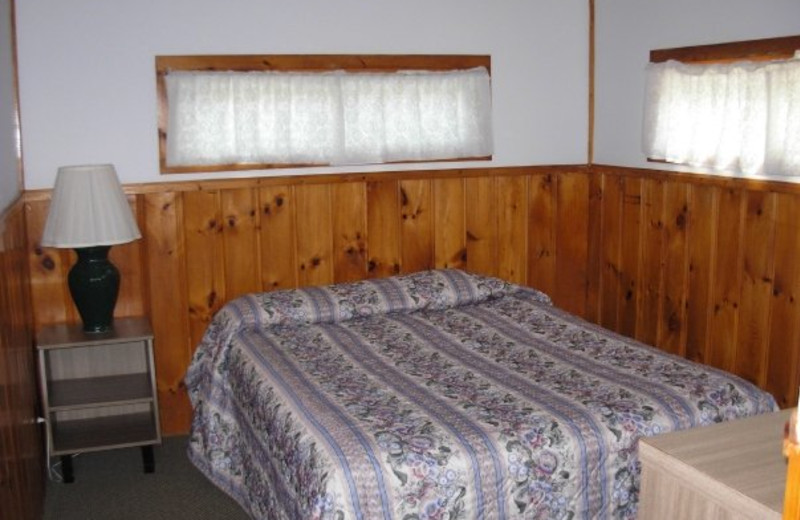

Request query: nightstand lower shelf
[
  {"left": 52, "top": 412, "right": 159, "bottom": 483},
  {"left": 49, "top": 373, "right": 153, "bottom": 409}
]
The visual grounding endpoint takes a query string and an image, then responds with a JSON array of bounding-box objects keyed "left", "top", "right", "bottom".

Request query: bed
[{"left": 185, "top": 269, "right": 777, "bottom": 519}]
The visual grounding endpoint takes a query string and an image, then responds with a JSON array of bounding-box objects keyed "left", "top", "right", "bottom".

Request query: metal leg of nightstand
[
  {"left": 61, "top": 454, "right": 74, "bottom": 483},
  {"left": 141, "top": 445, "right": 155, "bottom": 473}
]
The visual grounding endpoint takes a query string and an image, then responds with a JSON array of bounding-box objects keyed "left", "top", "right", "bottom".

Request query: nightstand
[
  {"left": 638, "top": 408, "right": 790, "bottom": 519},
  {"left": 36, "top": 317, "right": 161, "bottom": 483}
]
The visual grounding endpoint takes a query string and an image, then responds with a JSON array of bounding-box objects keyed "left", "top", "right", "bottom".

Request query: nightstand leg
[
  {"left": 61, "top": 455, "right": 74, "bottom": 483},
  {"left": 142, "top": 445, "right": 155, "bottom": 473}
]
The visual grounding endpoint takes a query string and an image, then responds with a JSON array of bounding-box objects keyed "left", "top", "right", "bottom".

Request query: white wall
[
  {"left": 594, "top": 0, "right": 800, "bottom": 170},
  {"left": 15, "top": 0, "right": 588, "bottom": 190},
  {"left": 0, "top": 0, "right": 20, "bottom": 211}
]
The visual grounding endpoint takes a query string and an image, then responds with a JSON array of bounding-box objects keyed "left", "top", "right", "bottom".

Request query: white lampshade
[{"left": 41, "top": 164, "right": 141, "bottom": 248}]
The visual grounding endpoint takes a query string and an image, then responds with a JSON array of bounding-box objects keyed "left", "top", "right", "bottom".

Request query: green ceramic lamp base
[{"left": 68, "top": 246, "right": 120, "bottom": 333}]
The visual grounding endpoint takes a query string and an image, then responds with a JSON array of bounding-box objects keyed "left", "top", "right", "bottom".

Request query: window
[
  {"left": 642, "top": 36, "right": 800, "bottom": 178},
  {"left": 156, "top": 55, "right": 493, "bottom": 174}
]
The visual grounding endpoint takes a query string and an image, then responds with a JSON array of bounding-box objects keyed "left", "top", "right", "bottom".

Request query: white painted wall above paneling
[
  {"left": 15, "top": 0, "right": 588, "bottom": 189},
  {"left": 594, "top": 0, "right": 800, "bottom": 172}
]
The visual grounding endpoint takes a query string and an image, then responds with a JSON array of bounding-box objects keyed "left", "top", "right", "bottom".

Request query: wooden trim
[
  {"left": 156, "top": 54, "right": 492, "bottom": 174},
  {"left": 159, "top": 156, "right": 493, "bottom": 176},
  {"left": 0, "top": 195, "right": 43, "bottom": 520},
  {"left": 587, "top": 0, "right": 595, "bottom": 166},
  {"left": 650, "top": 34, "right": 800, "bottom": 64},
  {"left": 24, "top": 162, "right": 799, "bottom": 201},
  {"left": 23, "top": 164, "right": 589, "bottom": 201},
  {"left": 156, "top": 54, "right": 491, "bottom": 74},
  {"left": 592, "top": 164, "right": 800, "bottom": 196},
  {"left": 28, "top": 162, "right": 800, "bottom": 202}
]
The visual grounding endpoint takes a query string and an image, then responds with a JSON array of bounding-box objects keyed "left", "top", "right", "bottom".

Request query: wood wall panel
[
  {"left": 1, "top": 199, "right": 43, "bottom": 520},
  {"left": 766, "top": 193, "right": 800, "bottom": 406},
  {"left": 496, "top": 175, "right": 528, "bottom": 285},
  {"left": 599, "top": 174, "right": 623, "bottom": 331},
  {"left": 24, "top": 163, "right": 800, "bottom": 434},
  {"left": 637, "top": 178, "right": 664, "bottom": 348},
  {"left": 527, "top": 174, "right": 555, "bottom": 296},
  {"left": 295, "top": 184, "right": 334, "bottom": 287},
  {"left": 26, "top": 198, "right": 72, "bottom": 325},
  {"left": 183, "top": 190, "right": 225, "bottom": 348},
  {"left": 735, "top": 192, "right": 776, "bottom": 387},
  {"left": 259, "top": 185, "right": 297, "bottom": 291},
  {"left": 685, "top": 184, "right": 718, "bottom": 365},
  {"left": 618, "top": 177, "right": 642, "bottom": 339},
  {"left": 433, "top": 178, "right": 467, "bottom": 270},
  {"left": 111, "top": 196, "right": 148, "bottom": 319},
  {"left": 465, "top": 176, "right": 497, "bottom": 277},
  {"left": 143, "top": 191, "right": 192, "bottom": 433},
  {"left": 399, "top": 179, "right": 434, "bottom": 274},
  {"left": 555, "top": 172, "right": 590, "bottom": 316},
  {"left": 659, "top": 182, "right": 689, "bottom": 356},
  {"left": 366, "top": 180, "right": 401, "bottom": 278},
  {"left": 708, "top": 188, "right": 745, "bottom": 372},
  {"left": 593, "top": 165, "right": 800, "bottom": 409},
  {"left": 221, "top": 188, "right": 262, "bottom": 298},
  {"left": 332, "top": 182, "right": 368, "bottom": 283}
]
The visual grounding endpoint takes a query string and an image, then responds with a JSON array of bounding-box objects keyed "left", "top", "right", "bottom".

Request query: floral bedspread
[{"left": 185, "top": 269, "right": 777, "bottom": 519}]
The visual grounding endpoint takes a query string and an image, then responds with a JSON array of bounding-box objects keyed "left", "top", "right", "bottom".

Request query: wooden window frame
[
  {"left": 650, "top": 34, "right": 800, "bottom": 64},
  {"left": 156, "top": 54, "right": 492, "bottom": 174},
  {"left": 646, "top": 35, "right": 800, "bottom": 167}
]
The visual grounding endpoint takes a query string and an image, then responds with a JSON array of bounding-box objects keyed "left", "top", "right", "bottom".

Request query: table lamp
[{"left": 40, "top": 164, "right": 141, "bottom": 333}]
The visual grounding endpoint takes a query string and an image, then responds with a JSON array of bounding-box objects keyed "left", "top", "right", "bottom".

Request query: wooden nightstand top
[{"left": 37, "top": 317, "right": 153, "bottom": 349}]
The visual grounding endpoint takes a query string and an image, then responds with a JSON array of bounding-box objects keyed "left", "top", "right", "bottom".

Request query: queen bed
[{"left": 185, "top": 269, "right": 777, "bottom": 519}]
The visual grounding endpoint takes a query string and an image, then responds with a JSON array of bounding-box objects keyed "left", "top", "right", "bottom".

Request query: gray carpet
[{"left": 43, "top": 436, "right": 250, "bottom": 520}]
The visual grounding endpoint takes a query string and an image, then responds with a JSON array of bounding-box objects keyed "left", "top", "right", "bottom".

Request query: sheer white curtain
[
  {"left": 642, "top": 55, "right": 800, "bottom": 177},
  {"left": 165, "top": 67, "right": 493, "bottom": 167}
]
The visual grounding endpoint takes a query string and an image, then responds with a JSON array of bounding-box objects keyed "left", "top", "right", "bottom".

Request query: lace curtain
[
  {"left": 642, "top": 56, "right": 800, "bottom": 177},
  {"left": 165, "top": 67, "right": 493, "bottom": 168}
]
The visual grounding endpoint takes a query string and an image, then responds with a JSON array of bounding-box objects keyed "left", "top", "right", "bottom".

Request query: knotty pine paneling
[
  {"left": 465, "top": 176, "right": 498, "bottom": 277},
  {"left": 433, "top": 178, "right": 468, "bottom": 270},
  {"left": 527, "top": 174, "right": 556, "bottom": 298},
  {"left": 366, "top": 180, "right": 401, "bottom": 278},
  {"left": 399, "top": 179, "right": 434, "bottom": 274},
  {"left": 143, "top": 191, "right": 192, "bottom": 434},
  {"left": 1, "top": 199, "right": 43, "bottom": 520},
  {"left": 619, "top": 176, "right": 642, "bottom": 339},
  {"left": 598, "top": 173, "right": 623, "bottom": 331},
  {"left": 332, "top": 182, "right": 368, "bottom": 283},
  {"left": 767, "top": 193, "right": 800, "bottom": 407},
  {"left": 659, "top": 182, "right": 690, "bottom": 356},
  {"left": 496, "top": 175, "right": 528, "bottom": 285},
  {"left": 259, "top": 185, "right": 297, "bottom": 290},
  {"left": 554, "top": 172, "right": 591, "bottom": 316},
  {"left": 637, "top": 178, "right": 665, "bottom": 348},
  {"left": 685, "top": 183, "right": 718, "bottom": 365},
  {"left": 296, "top": 184, "right": 335, "bottom": 287},
  {"left": 592, "top": 165, "right": 800, "bottom": 409},
  {"left": 25, "top": 163, "right": 800, "bottom": 435},
  {"left": 708, "top": 187, "right": 745, "bottom": 373}
]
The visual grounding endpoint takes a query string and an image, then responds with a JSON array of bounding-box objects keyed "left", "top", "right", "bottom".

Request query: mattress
[{"left": 185, "top": 269, "right": 777, "bottom": 519}]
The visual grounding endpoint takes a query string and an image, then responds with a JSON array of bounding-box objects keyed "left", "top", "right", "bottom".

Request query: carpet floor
[{"left": 43, "top": 437, "right": 250, "bottom": 520}]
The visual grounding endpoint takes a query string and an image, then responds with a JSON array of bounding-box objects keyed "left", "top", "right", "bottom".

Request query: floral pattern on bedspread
[{"left": 185, "top": 269, "right": 777, "bottom": 519}]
